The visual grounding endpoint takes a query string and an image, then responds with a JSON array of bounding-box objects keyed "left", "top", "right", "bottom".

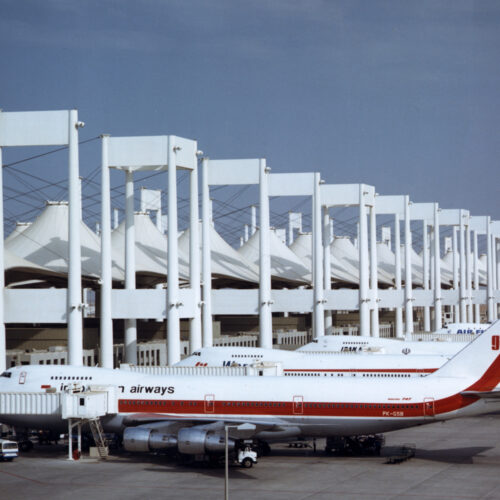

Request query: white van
[{"left": 0, "top": 439, "right": 19, "bottom": 461}]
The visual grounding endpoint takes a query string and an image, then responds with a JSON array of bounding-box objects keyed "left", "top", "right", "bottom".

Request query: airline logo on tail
[{"left": 492, "top": 336, "right": 499, "bottom": 351}]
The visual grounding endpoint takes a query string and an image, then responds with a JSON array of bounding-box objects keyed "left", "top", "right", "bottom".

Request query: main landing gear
[{"left": 325, "top": 434, "right": 384, "bottom": 456}]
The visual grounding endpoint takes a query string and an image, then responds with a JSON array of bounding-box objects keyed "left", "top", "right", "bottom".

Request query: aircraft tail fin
[{"left": 431, "top": 320, "right": 500, "bottom": 392}]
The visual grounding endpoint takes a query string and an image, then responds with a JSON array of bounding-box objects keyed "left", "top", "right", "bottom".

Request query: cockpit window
[
  {"left": 193, "top": 351, "right": 201, "bottom": 356},
  {"left": 0, "top": 371, "right": 12, "bottom": 378}
]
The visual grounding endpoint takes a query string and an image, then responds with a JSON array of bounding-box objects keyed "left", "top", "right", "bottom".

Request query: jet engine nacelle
[
  {"left": 123, "top": 427, "right": 177, "bottom": 452},
  {"left": 177, "top": 427, "right": 235, "bottom": 455}
]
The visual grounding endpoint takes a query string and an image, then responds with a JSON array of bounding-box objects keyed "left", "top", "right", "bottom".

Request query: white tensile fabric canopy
[
  {"left": 330, "top": 237, "right": 394, "bottom": 287},
  {"left": 238, "top": 229, "right": 311, "bottom": 286},
  {"left": 290, "top": 233, "right": 358, "bottom": 286},
  {"left": 5, "top": 222, "right": 32, "bottom": 243},
  {"left": 5, "top": 201, "right": 105, "bottom": 280},
  {"left": 178, "top": 223, "right": 259, "bottom": 286},
  {"left": 111, "top": 212, "right": 189, "bottom": 285}
]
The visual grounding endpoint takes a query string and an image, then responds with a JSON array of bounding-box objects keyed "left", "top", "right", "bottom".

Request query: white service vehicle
[{"left": 0, "top": 438, "right": 19, "bottom": 461}]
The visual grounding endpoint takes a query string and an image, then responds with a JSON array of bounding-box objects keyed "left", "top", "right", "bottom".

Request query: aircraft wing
[
  {"left": 122, "top": 412, "right": 288, "bottom": 435},
  {"left": 460, "top": 390, "right": 500, "bottom": 399}
]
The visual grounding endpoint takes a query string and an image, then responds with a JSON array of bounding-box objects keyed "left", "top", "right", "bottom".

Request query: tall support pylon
[
  {"left": 422, "top": 221, "right": 431, "bottom": 331},
  {"left": 124, "top": 170, "right": 137, "bottom": 365},
  {"left": 258, "top": 160, "right": 273, "bottom": 349},
  {"left": 433, "top": 204, "right": 442, "bottom": 330},
  {"left": 359, "top": 185, "right": 370, "bottom": 337},
  {"left": 312, "top": 173, "right": 324, "bottom": 339},
  {"left": 100, "top": 135, "right": 113, "bottom": 369},
  {"left": 323, "top": 206, "right": 332, "bottom": 335},
  {"left": 459, "top": 210, "right": 467, "bottom": 322},
  {"left": 189, "top": 163, "right": 201, "bottom": 353},
  {"left": 404, "top": 196, "right": 413, "bottom": 338},
  {"left": 167, "top": 136, "right": 181, "bottom": 365},
  {"left": 394, "top": 213, "right": 403, "bottom": 338},
  {"left": 201, "top": 158, "right": 213, "bottom": 347},
  {"left": 369, "top": 204, "right": 379, "bottom": 337}
]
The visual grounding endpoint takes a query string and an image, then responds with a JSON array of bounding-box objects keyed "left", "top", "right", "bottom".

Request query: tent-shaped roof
[
  {"left": 238, "top": 229, "right": 311, "bottom": 286},
  {"left": 5, "top": 222, "right": 32, "bottom": 243},
  {"left": 400, "top": 245, "right": 424, "bottom": 286},
  {"left": 178, "top": 224, "right": 259, "bottom": 287},
  {"left": 111, "top": 212, "right": 189, "bottom": 286},
  {"left": 5, "top": 201, "right": 103, "bottom": 280},
  {"left": 290, "top": 233, "right": 358, "bottom": 286},
  {"left": 331, "top": 237, "right": 394, "bottom": 287}
]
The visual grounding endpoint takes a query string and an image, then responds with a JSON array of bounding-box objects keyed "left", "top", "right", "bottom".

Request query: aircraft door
[
  {"left": 423, "top": 397, "right": 435, "bottom": 417},
  {"left": 18, "top": 371, "right": 26, "bottom": 384},
  {"left": 204, "top": 394, "right": 215, "bottom": 413},
  {"left": 293, "top": 395, "right": 304, "bottom": 415}
]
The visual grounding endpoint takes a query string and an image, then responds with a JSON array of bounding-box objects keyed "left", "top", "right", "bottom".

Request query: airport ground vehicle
[{"left": 0, "top": 438, "right": 19, "bottom": 461}]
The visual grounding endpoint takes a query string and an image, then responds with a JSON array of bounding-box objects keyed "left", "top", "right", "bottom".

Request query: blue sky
[{"left": 0, "top": 0, "right": 498, "bottom": 247}]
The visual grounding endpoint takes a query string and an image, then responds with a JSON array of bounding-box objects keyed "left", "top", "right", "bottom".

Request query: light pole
[{"left": 224, "top": 423, "right": 256, "bottom": 500}]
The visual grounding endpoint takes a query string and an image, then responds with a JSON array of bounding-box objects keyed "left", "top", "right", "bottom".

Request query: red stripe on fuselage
[{"left": 283, "top": 368, "right": 437, "bottom": 374}]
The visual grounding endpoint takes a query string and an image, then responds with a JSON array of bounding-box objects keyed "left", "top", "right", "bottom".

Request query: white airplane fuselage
[{"left": 176, "top": 346, "right": 449, "bottom": 378}]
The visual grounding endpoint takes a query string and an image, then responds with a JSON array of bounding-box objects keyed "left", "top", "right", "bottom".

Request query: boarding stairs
[{"left": 88, "top": 418, "right": 109, "bottom": 459}]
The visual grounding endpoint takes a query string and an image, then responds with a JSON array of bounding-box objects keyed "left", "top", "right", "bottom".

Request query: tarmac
[{"left": 1, "top": 414, "right": 499, "bottom": 500}]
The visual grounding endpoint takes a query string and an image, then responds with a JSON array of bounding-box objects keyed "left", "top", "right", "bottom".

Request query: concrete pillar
[
  {"left": 465, "top": 223, "right": 472, "bottom": 322},
  {"left": 67, "top": 110, "right": 83, "bottom": 366},
  {"left": 259, "top": 160, "right": 273, "bottom": 348},
  {"left": 323, "top": 206, "right": 332, "bottom": 334},
  {"left": 99, "top": 135, "right": 113, "bottom": 369},
  {"left": 312, "top": 173, "right": 324, "bottom": 339},
  {"left": 359, "top": 186, "right": 370, "bottom": 337},
  {"left": 124, "top": 170, "right": 137, "bottom": 365},
  {"left": 473, "top": 230, "right": 480, "bottom": 322},
  {"left": 244, "top": 224, "right": 249, "bottom": 243},
  {"left": 422, "top": 221, "right": 431, "bottom": 331},
  {"left": 404, "top": 196, "right": 413, "bottom": 337},
  {"left": 0, "top": 148, "right": 5, "bottom": 372},
  {"left": 459, "top": 211, "right": 467, "bottom": 322},
  {"left": 113, "top": 208, "right": 119, "bottom": 229},
  {"left": 394, "top": 213, "right": 403, "bottom": 338},
  {"left": 433, "top": 204, "right": 442, "bottom": 330},
  {"left": 189, "top": 166, "right": 201, "bottom": 353},
  {"left": 167, "top": 137, "right": 181, "bottom": 364},
  {"left": 201, "top": 158, "right": 213, "bottom": 347},
  {"left": 369, "top": 205, "right": 379, "bottom": 337},
  {"left": 452, "top": 227, "right": 459, "bottom": 322}
]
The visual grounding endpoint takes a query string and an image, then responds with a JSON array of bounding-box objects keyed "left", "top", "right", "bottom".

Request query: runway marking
[{"left": 0, "top": 469, "right": 48, "bottom": 485}]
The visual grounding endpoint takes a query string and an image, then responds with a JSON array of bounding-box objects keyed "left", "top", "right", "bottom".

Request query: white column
[
  {"left": 0, "top": 148, "right": 5, "bottom": 372},
  {"left": 323, "top": 206, "right": 332, "bottom": 334},
  {"left": 329, "top": 218, "right": 334, "bottom": 243},
  {"left": 156, "top": 208, "right": 162, "bottom": 232},
  {"left": 404, "top": 196, "right": 413, "bottom": 337},
  {"left": 459, "top": 211, "right": 467, "bottom": 322},
  {"left": 67, "top": 110, "right": 83, "bottom": 366},
  {"left": 167, "top": 137, "right": 181, "bottom": 364},
  {"left": 189, "top": 166, "right": 201, "bottom": 353},
  {"left": 394, "top": 213, "right": 403, "bottom": 338},
  {"left": 113, "top": 208, "right": 119, "bottom": 229},
  {"left": 259, "top": 160, "right": 273, "bottom": 348},
  {"left": 244, "top": 224, "right": 249, "bottom": 243},
  {"left": 312, "top": 173, "right": 324, "bottom": 339},
  {"left": 422, "top": 221, "right": 431, "bottom": 331},
  {"left": 369, "top": 204, "right": 379, "bottom": 337},
  {"left": 251, "top": 205, "right": 257, "bottom": 236},
  {"left": 201, "top": 158, "right": 213, "bottom": 347},
  {"left": 465, "top": 222, "right": 472, "bottom": 322},
  {"left": 452, "top": 227, "right": 459, "bottom": 322},
  {"left": 288, "top": 213, "right": 294, "bottom": 246},
  {"left": 124, "top": 170, "right": 137, "bottom": 365},
  {"left": 473, "top": 230, "right": 480, "bottom": 323},
  {"left": 358, "top": 187, "right": 370, "bottom": 337},
  {"left": 100, "top": 135, "right": 113, "bottom": 369},
  {"left": 487, "top": 227, "right": 495, "bottom": 321},
  {"left": 433, "top": 204, "right": 442, "bottom": 330}
]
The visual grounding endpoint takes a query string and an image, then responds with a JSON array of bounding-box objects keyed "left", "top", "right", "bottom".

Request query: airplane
[
  {"left": 297, "top": 323, "right": 490, "bottom": 356},
  {"left": 176, "top": 346, "right": 451, "bottom": 378},
  {"left": 1, "top": 320, "right": 500, "bottom": 466},
  {"left": 298, "top": 335, "right": 469, "bottom": 355}
]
